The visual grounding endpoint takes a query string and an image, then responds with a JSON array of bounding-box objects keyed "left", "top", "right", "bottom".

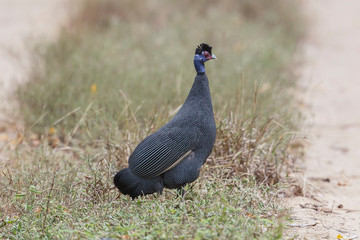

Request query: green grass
[
  {"left": 1, "top": 144, "right": 286, "bottom": 239},
  {"left": 1, "top": 0, "right": 303, "bottom": 238}
]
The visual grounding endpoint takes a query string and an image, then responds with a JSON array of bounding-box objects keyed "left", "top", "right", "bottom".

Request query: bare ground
[{"left": 284, "top": 0, "right": 360, "bottom": 239}]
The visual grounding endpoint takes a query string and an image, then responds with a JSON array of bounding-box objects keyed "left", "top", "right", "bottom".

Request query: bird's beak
[{"left": 211, "top": 54, "right": 217, "bottom": 60}]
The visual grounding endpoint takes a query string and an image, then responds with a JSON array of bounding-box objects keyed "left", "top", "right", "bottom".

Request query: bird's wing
[{"left": 128, "top": 126, "right": 199, "bottom": 179}]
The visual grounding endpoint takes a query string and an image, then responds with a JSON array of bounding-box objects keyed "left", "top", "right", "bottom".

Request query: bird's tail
[
  {"left": 114, "top": 168, "right": 139, "bottom": 197},
  {"left": 114, "top": 168, "right": 164, "bottom": 199}
]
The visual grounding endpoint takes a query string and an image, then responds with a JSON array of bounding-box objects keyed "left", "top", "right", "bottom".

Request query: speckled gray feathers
[{"left": 114, "top": 43, "right": 216, "bottom": 198}]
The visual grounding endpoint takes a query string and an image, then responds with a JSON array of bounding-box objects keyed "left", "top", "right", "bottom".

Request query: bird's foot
[{"left": 176, "top": 187, "right": 187, "bottom": 200}]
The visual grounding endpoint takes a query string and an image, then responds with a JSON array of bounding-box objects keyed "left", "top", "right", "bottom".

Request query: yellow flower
[
  {"left": 337, "top": 234, "right": 343, "bottom": 239},
  {"left": 91, "top": 83, "right": 97, "bottom": 94},
  {"left": 49, "top": 127, "right": 56, "bottom": 135}
]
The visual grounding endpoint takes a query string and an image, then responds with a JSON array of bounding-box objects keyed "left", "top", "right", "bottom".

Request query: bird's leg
[
  {"left": 176, "top": 187, "right": 186, "bottom": 199},
  {"left": 156, "top": 189, "right": 163, "bottom": 198}
]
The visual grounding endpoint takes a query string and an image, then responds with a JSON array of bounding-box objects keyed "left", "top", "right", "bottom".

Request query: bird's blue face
[
  {"left": 194, "top": 51, "right": 217, "bottom": 63},
  {"left": 194, "top": 51, "right": 216, "bottom": 74}
]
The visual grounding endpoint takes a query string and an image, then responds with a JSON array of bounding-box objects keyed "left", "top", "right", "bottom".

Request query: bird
[{"left": 114, "top": 43, "right": 217, "bottom": 199}]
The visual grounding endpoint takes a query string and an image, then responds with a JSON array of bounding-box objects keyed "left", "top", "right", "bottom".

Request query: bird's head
[{"left": 194, "top": 43, "right": 216, "bottom": 74}]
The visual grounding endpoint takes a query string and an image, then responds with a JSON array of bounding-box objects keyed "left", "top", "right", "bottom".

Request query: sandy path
[
  {"left": 285, "top": 0, "right": 360, "bottom": 239},
  {"left": 0, "top": 0, "right": 66, "bottom": 159}
]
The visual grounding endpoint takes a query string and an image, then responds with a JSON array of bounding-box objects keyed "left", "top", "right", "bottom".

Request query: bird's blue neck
[{"left": 194, "top": 55, "right": 206, "bottom": 74}]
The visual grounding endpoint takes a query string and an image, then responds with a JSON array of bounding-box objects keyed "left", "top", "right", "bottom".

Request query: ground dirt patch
[{"left": 284, "top": 0, "right": 360, "bottom": 239}]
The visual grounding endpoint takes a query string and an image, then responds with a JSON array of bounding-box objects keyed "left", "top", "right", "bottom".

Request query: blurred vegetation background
[
  {"left": 2, "top": 0, "right": 304, "bottom": 238},
  {"left": 17, "top": 0, "right": 303, "bottom": 180},
  {"left": 19, "top": 0, "right": 300, "bottom": 132}
]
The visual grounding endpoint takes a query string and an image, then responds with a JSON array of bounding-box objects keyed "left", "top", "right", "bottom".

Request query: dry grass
[
  {"left": 0, "top": 142, "right": 287, "bottom": 239},
  {"left": 1, "top": 0, "right": 303, "bottom": 238}
]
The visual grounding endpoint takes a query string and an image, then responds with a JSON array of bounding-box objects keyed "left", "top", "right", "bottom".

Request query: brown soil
[{"left": 284, "top": 0, "right": 360, "bottom": 239}]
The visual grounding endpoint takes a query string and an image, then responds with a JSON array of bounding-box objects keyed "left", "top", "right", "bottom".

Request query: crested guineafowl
[{"left": 114, "top": 43, "right": 217, "bottom": 199}]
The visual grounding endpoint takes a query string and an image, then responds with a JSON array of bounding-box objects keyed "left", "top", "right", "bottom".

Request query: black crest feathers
[{"left": 195, "top": 43, "right": 212, "bottom": 55}]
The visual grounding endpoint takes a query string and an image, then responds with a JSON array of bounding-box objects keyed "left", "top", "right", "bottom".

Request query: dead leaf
[
  {"left": 247, "top": 213, "right": 255, "bottom": 218},
  {"left": 337, "top": 180, "right": 349, "bottom": 186},
  {"left": 121, "top": 235, "right": 131, "bottom": 240}
]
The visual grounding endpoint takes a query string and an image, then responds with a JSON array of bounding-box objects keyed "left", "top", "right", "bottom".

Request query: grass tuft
[{"left": 1, "top": 144, "right": 287, "bottom": 239}]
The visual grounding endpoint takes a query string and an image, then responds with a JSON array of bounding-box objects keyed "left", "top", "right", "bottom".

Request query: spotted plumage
[{"left": 114, "top": 43, "right": 216, "bottom": 199}]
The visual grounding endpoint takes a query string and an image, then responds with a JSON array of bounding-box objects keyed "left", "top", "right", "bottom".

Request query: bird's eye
[{"left": 203, "top": 51, "right": 211, "bottom": 60}]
